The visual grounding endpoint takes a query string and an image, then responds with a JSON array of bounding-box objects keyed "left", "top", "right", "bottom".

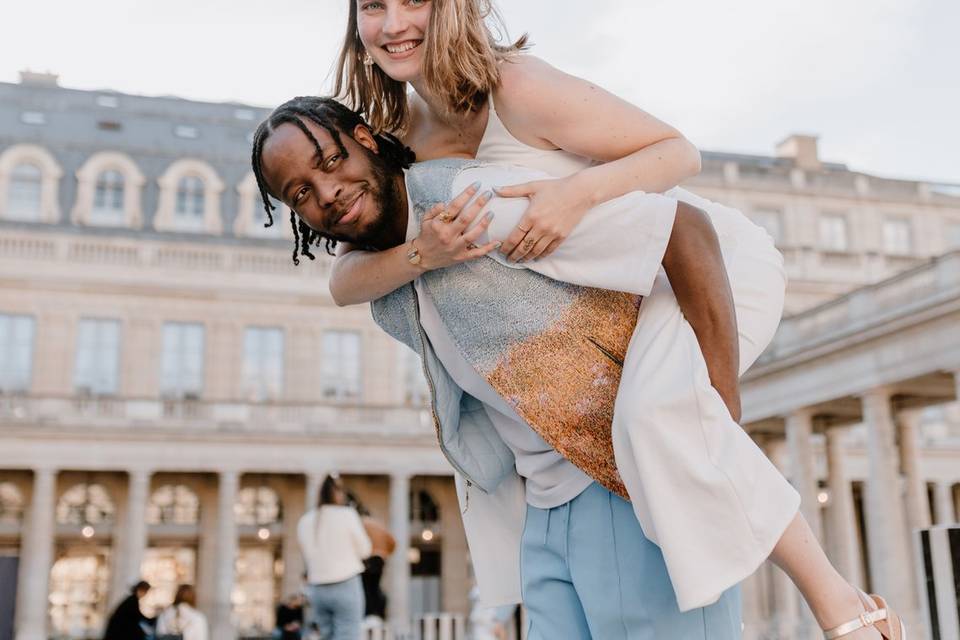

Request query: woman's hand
[
  {"left": 413, "top": 183, "right": 500, "bottom": 271},
  {"left": 494, "top": 176, "right": 593, "bottom": 262}
]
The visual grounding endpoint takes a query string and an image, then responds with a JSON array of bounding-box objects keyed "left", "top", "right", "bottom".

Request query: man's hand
[{"left": 662, "top": 202, "right": 742, "bottom": 423}]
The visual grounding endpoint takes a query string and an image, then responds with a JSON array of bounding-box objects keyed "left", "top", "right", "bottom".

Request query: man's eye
[
  {"left": 324, "top": 155, "right": 341, "bottom": 170},
  {"left": 293, "top": 187, "right": 309, "bottom": 204}
]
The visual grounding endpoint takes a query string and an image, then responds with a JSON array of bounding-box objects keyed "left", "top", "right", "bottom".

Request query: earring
[{"left": 363, "top": 51, "right": 375, "bottom": 67}]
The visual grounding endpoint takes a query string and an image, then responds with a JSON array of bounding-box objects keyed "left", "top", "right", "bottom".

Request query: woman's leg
[
  {"left": 306, "top": 584, "right": 333, "bottom": 640},
  {"left": 614, "top": 220, "right": 886, "bottom": 636},
  {"left": 328, "top": 576, "right": 364, "bottom": 640},
  {"left": 771, "top": 514, "right": 881, "bottom": 638}
]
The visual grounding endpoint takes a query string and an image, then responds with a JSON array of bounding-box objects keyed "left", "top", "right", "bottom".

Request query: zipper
[{"left": 408, "top": 283, "right": 477, "bottom": 512}]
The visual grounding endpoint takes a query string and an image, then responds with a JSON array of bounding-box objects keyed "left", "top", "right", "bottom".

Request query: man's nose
[{"left": 316, "top": 180, "right": 342, "bottom": 209}]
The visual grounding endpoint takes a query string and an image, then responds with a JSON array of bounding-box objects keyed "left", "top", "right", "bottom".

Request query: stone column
[
  {"left": 15, "top": 468, "right": 57, "bottom": 640},
  {"left": 898, "top": 410, "right": 931, "bottom": 532},
  {"left": 933, "top": 482, "right": 956, "bottom": 525},
  {"left": 123, "top": 470, "right": 152, "bottom": 588},
  {"left": 860, "top": 389, "right": 915, "bottom": 621},
  {"left": 305, "top": 471, "right": 325, "bottom": 513},
  {"left": 786, "top": 409, "right": 823, "bottom": 539},
  {"left": 282, "top": 479, "right": 306, "bottom": 598},
  {"left": 389, "top": 472, "right": 411, "bottom": 634},
  {"left": 823, "top": 427, "right": 860, "bottom": 583},
  {"left": 211, "top": 471, "right": 239, "bottom": 640},
  {"left": 764, "top": 438, "right": 800, "bottom": 638}
]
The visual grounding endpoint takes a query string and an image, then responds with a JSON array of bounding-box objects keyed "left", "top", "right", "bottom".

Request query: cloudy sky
[{"left": 3, "top": 0, "right": 957, "bottom": 182}]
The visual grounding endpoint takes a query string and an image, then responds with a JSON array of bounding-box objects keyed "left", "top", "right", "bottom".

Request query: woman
[
  {"left": 318, "top": 2, "right": 904, "bottom": 639},
  {"left": 155, "top": 585, "right": 208, "bottom": 640},
  {"left": 297, "top": 474, "right": 372, "bottom": 640}
]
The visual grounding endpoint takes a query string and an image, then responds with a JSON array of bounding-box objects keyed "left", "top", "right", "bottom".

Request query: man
[
  {"left": 103, "top": 580, "right": 152, "bottom": 640},
  {"left": 252, "top": 97, "right": 799, "bottom": 639}
]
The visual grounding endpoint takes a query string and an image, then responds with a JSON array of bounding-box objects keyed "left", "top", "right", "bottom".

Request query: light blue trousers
[
  {"left": 521, "top": 482, "right": 742, "bottom": 639},
  {"left": 305, "top": 575, "right": 364, "bottom": 640}
]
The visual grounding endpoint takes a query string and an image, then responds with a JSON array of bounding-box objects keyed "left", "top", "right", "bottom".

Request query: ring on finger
[
  {"left": 438, "top": 211, "right": 453, "bottom": 223},
  {"left": 522, "top": 237, "right": 536, "bottom": 250},
  {"left": 466, "top": 242, "right": 479, "bottom": 250},
  {"left": 517, "top": 225, "right": 531, "bottom": 232}
]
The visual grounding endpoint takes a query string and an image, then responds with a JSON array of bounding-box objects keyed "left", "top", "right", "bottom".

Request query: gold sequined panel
[{"left": 485, "top": 288, "right": 641, "bottom": 499}]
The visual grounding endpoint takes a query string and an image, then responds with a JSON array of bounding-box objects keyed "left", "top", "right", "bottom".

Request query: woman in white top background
[
  {"left": 297, "top": 474, "right": 372, "bottom": 640},
  {"left": 313, "top": 1, "right": 905, "bottom": 639},
  {"left": 155, "top": 584, "right": 208, "bottom": 640}
]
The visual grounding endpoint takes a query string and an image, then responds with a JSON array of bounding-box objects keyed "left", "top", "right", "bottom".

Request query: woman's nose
[{"left": 382, "top": 5, "right": 411, "bottom": 37}]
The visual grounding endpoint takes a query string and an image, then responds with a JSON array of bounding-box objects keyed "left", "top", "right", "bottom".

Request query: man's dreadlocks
[{"left": 250, "top": 96, "right": 415, "bottom": 265}]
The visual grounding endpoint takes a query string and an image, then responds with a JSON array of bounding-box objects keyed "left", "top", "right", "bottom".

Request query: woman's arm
[
  {"left": 492, "top": 55, "right": 701, "bottom": 261},
  {"left": 328, "top": 184, "right": 498, "bottom": 306}
]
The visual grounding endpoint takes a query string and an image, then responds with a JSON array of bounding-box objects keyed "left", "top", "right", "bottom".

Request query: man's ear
[{"left": 353, "top": 124, "right": 380, "bottom": 154}]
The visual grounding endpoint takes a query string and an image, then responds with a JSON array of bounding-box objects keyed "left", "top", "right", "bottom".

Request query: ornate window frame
[
  {"left": 154, "top": 158, "right": 224, "bottom": 234},
  {"left": 0, "top": 143, "right": 63, "bottom": 223},
  {"left": 233, "top": 171, "right": 292, "bottom": 239},
  {"left": 72, "top": 151, "right": 145, "bottom": 228}
]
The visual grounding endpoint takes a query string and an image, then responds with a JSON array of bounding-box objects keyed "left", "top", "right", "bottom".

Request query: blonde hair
[{"left": 335, "top": 0, "right": 528, "bottom": 135}]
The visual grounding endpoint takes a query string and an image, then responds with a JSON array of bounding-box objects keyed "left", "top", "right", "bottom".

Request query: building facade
[{"left": 0, "top": 72, "right": 958, "bottom": 640}]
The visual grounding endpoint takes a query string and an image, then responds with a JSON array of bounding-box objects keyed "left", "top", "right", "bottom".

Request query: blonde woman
[{"left": 315, "top": 2, "right": 905, "bottom": 638}]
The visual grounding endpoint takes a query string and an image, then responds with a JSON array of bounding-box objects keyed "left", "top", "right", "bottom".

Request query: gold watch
[{"left": 406, "top": 239, "right": 422, "bottom": 266}]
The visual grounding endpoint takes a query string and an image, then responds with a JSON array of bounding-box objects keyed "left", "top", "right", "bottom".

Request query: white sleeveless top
[{"left": 476, "top": 94, "right": 593, "bottom": 178}]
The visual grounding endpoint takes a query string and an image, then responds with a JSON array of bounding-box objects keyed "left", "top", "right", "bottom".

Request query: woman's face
[{"left": 357, "top": 0, "right": 433, "bottom": 84}]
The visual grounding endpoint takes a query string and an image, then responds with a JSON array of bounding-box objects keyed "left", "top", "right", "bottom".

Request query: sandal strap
[{"left": 824, "top": 608, "right": 888, "bottom": 639}]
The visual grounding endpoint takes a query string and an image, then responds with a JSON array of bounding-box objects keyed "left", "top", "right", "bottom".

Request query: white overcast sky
[{"left": 3, "top": 0, "right": 957, "bottom": 183}]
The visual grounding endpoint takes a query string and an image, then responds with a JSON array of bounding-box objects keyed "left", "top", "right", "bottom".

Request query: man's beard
[{"left": 326, "top": 147, "right": 405, "bottom": 251}]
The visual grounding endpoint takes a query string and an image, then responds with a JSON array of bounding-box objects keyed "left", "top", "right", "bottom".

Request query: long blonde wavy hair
[{"left": 335, "top": 0, "right": 528, "bottom": 135}]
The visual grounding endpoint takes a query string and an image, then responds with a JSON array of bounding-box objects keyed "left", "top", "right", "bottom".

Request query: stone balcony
[{"left": 0, "top": 394, "right": 435, "bottom": 440}]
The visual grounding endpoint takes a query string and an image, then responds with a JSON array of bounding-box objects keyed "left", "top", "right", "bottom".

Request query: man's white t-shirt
[{"left": 404, "top": 164, "right": 677, "bottom": 509}]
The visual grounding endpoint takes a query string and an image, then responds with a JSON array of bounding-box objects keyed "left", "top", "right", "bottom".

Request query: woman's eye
[{"left": 360, "top": 1, "right": 383, "bottom": 11}]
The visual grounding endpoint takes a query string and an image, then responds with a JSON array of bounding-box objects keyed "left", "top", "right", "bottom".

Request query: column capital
[
  {"left": 218, "top": 470, "right": 241, "bottom": 485},
  {"left": 125, "top": 468, "right": 154, "bottom": 483},
  {"left": 860, "top": 386, "right": 894, "bottom": 404}
]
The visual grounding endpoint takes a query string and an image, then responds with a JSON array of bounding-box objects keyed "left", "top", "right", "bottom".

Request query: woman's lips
[
  {"left": 338, "top": 192, "right": 364, "bottom": 226},
  {"left": 382, "top": 40, "right": 422, "bottom": 61}
]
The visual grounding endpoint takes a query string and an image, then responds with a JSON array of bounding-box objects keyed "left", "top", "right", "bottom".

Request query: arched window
[
  {"left": 92, "top": 170, "right": 126, "bottom": 222},
  {"left": 0, "top": 482, "right": 25, "bottom": 525},
  {"left": 0, "top": 144, "right": 62, "bottom": 223},
  {"left": 235, "top": 486, "right": 282, "bottom": 526},
  {"left": 56, "top": 483, "right": 115, "bottom": 526},
  {"left": 71, "top": 151, "right": 145, "bottom": 228},
  {"left": 175, "top": 175, "right": 206, "bottom": 224},
  {"left": 155, "top": 159, "right": 223, "bottom": 234},
  {"left": 234, "top": 172, "right": 290, "bottom": 238},
  {"left": 6, "top": 163, "right": 42, "bottom": 221},
  {"left": 146, "top": 484, "right": 200, "bottom": 525}
]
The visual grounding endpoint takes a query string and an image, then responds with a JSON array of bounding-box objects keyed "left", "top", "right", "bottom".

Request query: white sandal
[{"left": 823, "top": 591, "right": 906, "bottom": 640}]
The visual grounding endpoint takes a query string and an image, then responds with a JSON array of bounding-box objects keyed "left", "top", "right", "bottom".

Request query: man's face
[{"left": 260, "top": 117, "right": 401, "bottom": 246}]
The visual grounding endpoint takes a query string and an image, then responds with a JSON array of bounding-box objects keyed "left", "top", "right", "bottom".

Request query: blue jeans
[
  {"left": 305, "top": 575, "right": 364, "bottom": 640},
  {"left": 521, "top": 482, "right": 742, "bottom": 639}
]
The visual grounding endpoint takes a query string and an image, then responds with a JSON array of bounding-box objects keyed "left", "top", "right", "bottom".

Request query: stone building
[{"left": 0, "top": 72, "right": 958, "bottom": 640}]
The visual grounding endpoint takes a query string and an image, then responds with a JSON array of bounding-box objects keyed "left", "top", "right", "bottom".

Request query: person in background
[
  {"left": 357, "top": 507, "right": 396, "bottom": 622},
  {"left": 297, "top": 474, "right": 372, "bottom": 640},
  {"left": 102, "top": 580, "right": 152, "bottom": 640},
  {"left": 274, "top": 593, "right": 305, "bottom": 640},
  {"left": 155, "top": 584, "right": 208, "bottom": 640}
]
